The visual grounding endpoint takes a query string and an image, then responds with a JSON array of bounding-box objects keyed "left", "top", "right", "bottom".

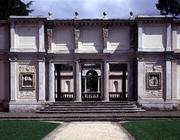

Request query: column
[
  {"left": 38, "top": 60, "right": 45, "bottom": 101},
  {"left": 74, "top": 60, "right": 81, "bottom": 101},
  {"left": 48, "top": 62, "right": 55, "bottom": 102},
  {"left": 166, "top": 60, "right": 172, "bottom": 100},
  {"left": 10, "top": 61, "right": 17, "bottom": 101},
  {"left": 103, "top": 61, "right": 109, "bottom": 101}
]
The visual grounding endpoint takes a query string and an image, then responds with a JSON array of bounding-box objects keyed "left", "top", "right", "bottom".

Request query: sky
[{"left": 22, "top": 0, "right": 160, "bottom": 19}]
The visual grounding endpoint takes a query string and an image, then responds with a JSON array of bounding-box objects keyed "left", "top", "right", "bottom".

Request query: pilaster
[
  {"left": 102, "top": 27, "right": 109, "bottom": 53},
  {"left": 137, "top": 58, "right": 144, "bottom": 99},
  {"left": 166, "top": 23, "right": 172, "bottom": 51},
  {"left": 103, "top": 61, "right": 109, "bottom": 101},
  {"left": 74, "top": 60, "right": 82, "bottom": 101},
  {"left": 47, "top": 28, "right": 53, "bottom": 52},
  {"left": 138, "top": 22, "right": 143, "bottom": 51},
  {"left": 38, "top": 59, "right": 45, "bottom": 101},
  {"left": 38, "top": 22, "right": 45, "bottom": 52},
  {"left": 10, "top": 58, "right": 17, "bottom": 101},
  {"left": 48, "top": 62, "right": 55, "bottom": 102},
  {"left": 166, "top": 60, "right": 172, "bottom": 100},
  {"left": 10, "top": 22, "right": 16, "bottom": 52}
]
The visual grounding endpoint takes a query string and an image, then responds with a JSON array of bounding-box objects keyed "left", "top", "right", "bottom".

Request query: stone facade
[{"left": 0, "top": 15, "right": 180, "bottom": 111}]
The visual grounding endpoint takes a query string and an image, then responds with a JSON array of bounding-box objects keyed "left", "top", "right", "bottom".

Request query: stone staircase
[{"left": 36, "top": 101, "right": 145, "bottom": 120}]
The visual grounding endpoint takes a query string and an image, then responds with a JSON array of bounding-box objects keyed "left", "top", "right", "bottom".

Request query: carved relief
[
  {"left": 47, "top": 28, "right": 53, "bottom": 49},
  {"left": 146, "top": 72, "right": 161, "bottom": 90},
  {"left": 18, "top": 64, "right": 36, "bottom": 99},
  {"left": 102, "top": 28, "right": 109, "bottom": 48},
  {"left": 19, "top": 72, "right": 35, "bottom": 90},
  {"left": 144, "top": 63, "right": 163, "bottom": 98},
  {"left": 74, "top": 29, "right": 80, "bottom": 48}
]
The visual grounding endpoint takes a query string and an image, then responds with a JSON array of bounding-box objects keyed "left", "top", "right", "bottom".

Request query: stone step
[
  {"left": 37, "top": 109, "right": 144, "bottom": 114},
  {"left": 41, "top": 107, "right": 140, "bottom": 111},
  {"left": 51, "top": 101, "right": 135, "bottom": 105},
  {"left": 45, "top": 105, "right": 137, "bottom": 108},
  {"left": 37, "top": 101, "right": 145, "bottom": 115}
]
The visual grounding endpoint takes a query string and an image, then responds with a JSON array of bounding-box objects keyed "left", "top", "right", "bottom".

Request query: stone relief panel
[
  {"left": 144, "top": 63, "right": 163, "bottom": 98},
  {"left": 17, "top": 64, "right": 36, "bottom": 99}
]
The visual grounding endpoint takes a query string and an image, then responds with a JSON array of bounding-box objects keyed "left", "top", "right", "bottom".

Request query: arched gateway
[{"left": 0, "top": 15, "right": 178, "bottom": 112}]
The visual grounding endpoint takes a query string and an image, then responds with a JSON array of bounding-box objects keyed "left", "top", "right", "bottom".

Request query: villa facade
[{"left": 0, "top": 15, "right": 180, "bottom": 111}]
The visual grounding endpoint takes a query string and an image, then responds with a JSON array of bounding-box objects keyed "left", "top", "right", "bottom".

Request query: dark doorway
[
  {"left": 109, "top": 63, "right": 128, "bottom": 101},
  {"left": 55, "top": 64, "right": 74, "bottom": 101}
]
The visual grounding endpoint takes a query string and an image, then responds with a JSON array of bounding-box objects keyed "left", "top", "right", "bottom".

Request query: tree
[
  {"left": 0, "top": 0, "right": 33, "bottom": 20},
  {"left": 156, "top": 0, "right": 180, "bottom": 16}
]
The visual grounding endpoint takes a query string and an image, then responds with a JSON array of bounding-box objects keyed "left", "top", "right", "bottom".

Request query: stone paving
[{"left": 43, "top": 121, "right": 134, "bottom": 140}]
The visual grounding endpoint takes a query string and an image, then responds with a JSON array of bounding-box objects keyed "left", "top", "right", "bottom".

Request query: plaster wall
[
  {"left": 107, "top": 26, "right": 130, "bottom": 51},
  {"left": 52, "top": 26, "right": 74, "bottom": 51},
  {"left": 79, "top": 26, "right": 103, "bottom": 51},
  {"left": 15, "top": 24, "right": 38, "bottom": 50},
  {"left": 142, "top": 24, "right": 165, "bottom": 49}
]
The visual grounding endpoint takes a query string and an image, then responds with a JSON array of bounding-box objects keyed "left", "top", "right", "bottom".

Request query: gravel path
[{"left": 43, "top": 121, "right": 134, "bottom": 140}]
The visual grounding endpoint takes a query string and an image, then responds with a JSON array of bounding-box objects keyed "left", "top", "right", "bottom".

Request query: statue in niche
[
  {"left": 146, "top": 72, "right": 161, "bottom": 90},
  {"left": 19, "top": 73, "right": 35, "bottom": 90}
]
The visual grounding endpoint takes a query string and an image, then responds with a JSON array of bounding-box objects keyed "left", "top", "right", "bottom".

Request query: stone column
[
  {"left": 166, "top": 60, "right": 172, "bottom": 100},
  {"left": 38, "top": 60, "right": 45, "bottom": 101},
  {"left": 103, "top": 61, "right": 109, "bottom": 101},
  {"left": 74, "top": 60, "right": 81, "bottom": 102},
  {"left": 48, "top": 62, "right": 55, "bottom": 102},
  {"left": 10, "top": 60, "right": 17, "bottom": 101}
]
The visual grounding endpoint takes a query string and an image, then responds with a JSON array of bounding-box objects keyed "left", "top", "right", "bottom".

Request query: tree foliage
[
  {"left": 0, "top": 0, "right": 33, "bottom": 20},
  {"left": 156, "top": 0, "right": 180, "bottom": 16}
]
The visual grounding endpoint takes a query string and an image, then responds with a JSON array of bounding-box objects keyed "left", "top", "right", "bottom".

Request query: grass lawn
[
  {"left": 0, "top": 120, "right": 59, "bottom": 140},
  {"left": 122, "top": 119, "right": 180, "bottom": 140}
]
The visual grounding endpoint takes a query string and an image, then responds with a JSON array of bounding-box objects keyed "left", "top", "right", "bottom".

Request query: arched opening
[{"left": 86, "top": 70, "right": 98, "bottom": 92}]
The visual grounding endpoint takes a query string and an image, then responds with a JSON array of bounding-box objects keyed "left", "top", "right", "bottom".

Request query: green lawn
[
  {"left": 0, "top": 120, "right": 59, "bottom": 140},
  {"left": 122, "top": 120, "right": 180, "bottom": 140}
]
